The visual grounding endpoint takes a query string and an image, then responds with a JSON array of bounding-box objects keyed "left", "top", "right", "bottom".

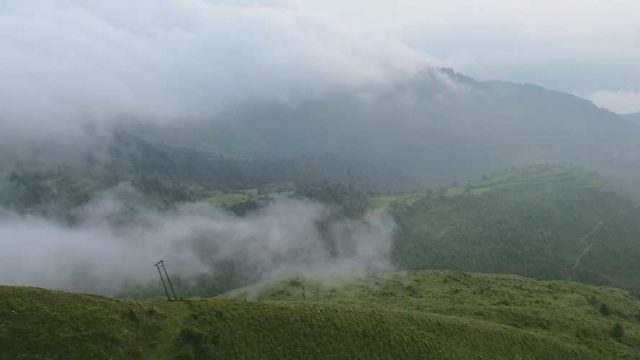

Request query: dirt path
[
  {"left": 144, "top": 301, "right": 189, "bottom": 360},
  {"left": 572, "top": 203, "right": 640, "bottom": 270},
  {"left": 571, "top": 221, "right": 604, "bottom": 270}
]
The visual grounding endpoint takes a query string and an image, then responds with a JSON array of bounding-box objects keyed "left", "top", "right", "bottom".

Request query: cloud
[
  {"left": 300, "top": 0, "right": 640, "bottom": 94},
  {"left": 0, "top": 185, "right": 395, "bottom": 295},
  {"left": 0, "top": 0, "right": 430, "bottom": 137},
  {"left": 589, "top": 89, "right": 640, "bottom": 114}
]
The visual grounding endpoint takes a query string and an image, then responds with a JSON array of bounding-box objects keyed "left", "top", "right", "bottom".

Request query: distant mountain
[
  {"left": 389, "top": 165, "right": 640, "bottom": 293},
  {"left": 623, "top": 112, "right": 640, "bottom": 124},
  {"left": 3, "top": 68, "right": 638, "bottom": 193},
  {"left": 4, "top": 67, "right": 639, "bottom": 210},
  {"left": 137, "top": 68, "right": 640, "bottom": 191}
]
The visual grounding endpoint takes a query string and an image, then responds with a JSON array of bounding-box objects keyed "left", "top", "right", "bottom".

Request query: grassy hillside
[
  {"left": 5, "top": 271, "right": 640, "bottom": 359},
  {"left": 389, "top": 165, "right": 640, "bottom": 293},
  {"left": 0, "top": 286, "right": 164, "bottom": 360},
  {"left": 227, "top": 271, "right": 640, "bottom": 359}
]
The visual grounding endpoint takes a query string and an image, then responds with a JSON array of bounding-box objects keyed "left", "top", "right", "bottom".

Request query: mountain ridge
[{"left": 132, "top": 68, "right": 640, "bottom": 191}]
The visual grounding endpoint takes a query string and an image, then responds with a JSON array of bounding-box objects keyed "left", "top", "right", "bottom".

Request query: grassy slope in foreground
[
  {"left": 225, "top": 271, "right": 640, "bottom": 359},
  {"left": 0, "top": 286, "right": 164, "bottom": 360},
  {"left": 389, "top": 165, "right": 640, "bottom": 292},
  {"left": 4, "top": 271, "right": 640, "bottom": 359}
]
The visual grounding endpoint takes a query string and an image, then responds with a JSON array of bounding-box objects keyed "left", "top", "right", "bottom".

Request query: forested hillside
[
  {"left": 0, "top": 135, "right": 381, "bottom": 220},
  {"left": 3, "top": 70, "right": 640, "bottom": 197},
  {"left": 136, "top": 70, "right": 640, "bottom": 190},
  {"left": 389, "top": 165, "right": 640, "bottom": 293}
]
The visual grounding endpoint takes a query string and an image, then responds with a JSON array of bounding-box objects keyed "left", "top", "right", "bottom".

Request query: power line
[{"left": 154, "top": 260, "right": 178, "bottom": 301}]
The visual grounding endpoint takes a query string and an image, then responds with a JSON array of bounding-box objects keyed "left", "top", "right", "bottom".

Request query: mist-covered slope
[
  {"left": 0, "top": 134, "right": 382, "bottom": 221},
  {"left": 138, "top": 69, "right": 640, "bottom": 190},
  {"left": 388, "top": 165, "right": 640, "bottom": 292},
  {"left": 5, "top": 270, "right": 640, "bottom": 360},
  {"left": 3, "top": 68, "right": 639, "bottom": 193},
  {"left": 624, "top": 113, "right": 640, "bottom": 124}
]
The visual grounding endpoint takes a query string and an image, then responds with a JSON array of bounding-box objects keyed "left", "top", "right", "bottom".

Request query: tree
[{"left": 599, "top": 303, "right": 611, "bottom": 316}]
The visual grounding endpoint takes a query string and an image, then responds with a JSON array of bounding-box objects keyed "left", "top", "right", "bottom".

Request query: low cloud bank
[
  {"left": 590, "top": 89, "right": 640, "bottom": 115},
  {"left": 0, "top": 186, "right": 395, "bottom": 295},
  {"left": 0, "top": 0, "right": 430, "bottom": 140}
]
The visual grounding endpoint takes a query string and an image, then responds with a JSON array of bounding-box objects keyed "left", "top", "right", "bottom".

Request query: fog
[
  {"left": 590, "top": 89, "right": 640, "bottom": 115},
  {"left": 0, "top": 185, "right": 395, "bottom": 295},
  {"left": 1, "top": 0, "right": 639, "bottom": 298},
  {"left": 0, "top": 0, "right": 429, "bottom": 140}
]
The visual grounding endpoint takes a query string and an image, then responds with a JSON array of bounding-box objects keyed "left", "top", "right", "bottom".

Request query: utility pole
[{"left": 154, "top": 260, "right": 178, "bottom": 301}]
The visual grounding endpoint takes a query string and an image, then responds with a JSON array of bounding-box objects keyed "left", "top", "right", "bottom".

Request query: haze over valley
[{"left": 1, "top": 1, "right": 640, "bottom": 359}]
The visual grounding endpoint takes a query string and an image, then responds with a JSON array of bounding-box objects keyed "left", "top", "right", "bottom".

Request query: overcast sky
[
  {"left": 0, "top": 0, "right": 638, "bottom": 130},
  {"left": 300, "top": 0, "right": 640, "bottom": 113}
]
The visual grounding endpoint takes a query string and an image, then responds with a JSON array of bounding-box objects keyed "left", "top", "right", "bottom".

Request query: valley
[{"left": 2, "top": 3, "right": 639, "bottom": 357}]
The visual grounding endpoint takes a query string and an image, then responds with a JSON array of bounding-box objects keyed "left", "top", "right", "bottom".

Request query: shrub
[
  {"left": 611, "top": 323, "right": 624, "bottom": 340},
  {"left": 599, "top": 303, "right": 611, "bottom": 316}
]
